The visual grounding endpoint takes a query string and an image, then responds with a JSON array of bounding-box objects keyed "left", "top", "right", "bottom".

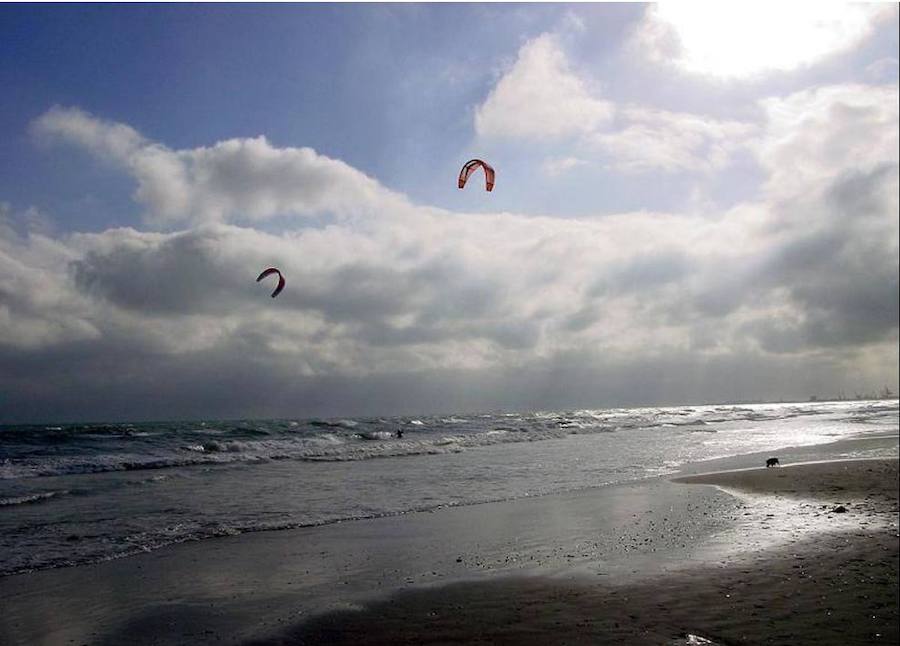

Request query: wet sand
[
  {"left": 254, "top": 527, "right": 898, "bottom": 646},
  {"left": 674, "top": 457, "right": 898, "bottom": 499},
  {"left": 1, "top": 448, "right": 896, "bottom": 645},
  {"left": 256, "top": 459, "right": 899, "bottom": 646},
  {"left": 0, "top": 476, "right": 740, "bottom": 645}
]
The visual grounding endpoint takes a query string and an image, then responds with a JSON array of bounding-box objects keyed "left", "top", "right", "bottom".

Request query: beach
[
  {"left": 3, "top": 4, "right": 899, "bottom": 644},
  {"left": 1, "top": 430, "right": 897, "bottom": 645}
]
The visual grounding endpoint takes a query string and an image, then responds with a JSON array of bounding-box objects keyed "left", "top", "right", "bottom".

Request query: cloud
[
  {"left": 474, "top": 34, "right": 614, "bottom": 139},
  {"left": 31, "top": 106, "right": 146, "bottom": 161},
  {"left": 474, "top": 34, "right": 755, "bottom": 176},
  {"left": 0, "top": 207, "right": 99, "bottom": 350},
  {"left": 754, "top": 84, "right": 899, "bottom": 202},
  {"left": 726, "top": 84, "right": 900, "bottom": 353},
  {"left": 592, "top": 107, "right": 757, "bottom": 173},
  {"left": 631, "top": 3, "right": 894, "bottom": 79},
  {"left": 32, "top": 106, "right": 407, "bottom": 227},
  {"left": 865, "top": 57, "right": 900, "bottom": 82},
  {"left": 590, "top": 249, "right": 693, "bottom": 297},
  {"left": 4, "top": 86, "right": 898, "bottom": 419},
  {"left": 541, "top": 156, "right": 587, "bottom": 176}
]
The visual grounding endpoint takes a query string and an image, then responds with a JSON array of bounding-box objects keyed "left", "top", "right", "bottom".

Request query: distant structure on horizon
[
  {"left": 710, "top": 385, "right": 897, "bottom": 407},
  {"left": 809, "top": 385, "right": 896, "bottom": 403}
]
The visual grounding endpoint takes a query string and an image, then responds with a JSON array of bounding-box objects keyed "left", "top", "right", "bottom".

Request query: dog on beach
[{"left": 766, "top": 457, "right": 780, "bottom": 468}]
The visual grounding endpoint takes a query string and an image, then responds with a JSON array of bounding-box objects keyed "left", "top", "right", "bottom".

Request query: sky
[{"left": 0, "top": 3, "right": 898, "bottom": 422}]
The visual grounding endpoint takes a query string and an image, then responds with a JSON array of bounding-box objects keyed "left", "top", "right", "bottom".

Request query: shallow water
[{"left": 1, "top": 399, "right": 896, "bottom": 575}]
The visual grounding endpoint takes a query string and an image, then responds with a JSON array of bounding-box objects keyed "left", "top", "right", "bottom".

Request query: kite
[
  {"left": 458, "top": 159, "right": 495, "bottom": 192},
  {"left": 256, "top": 267, "right": 285, "bottom": 298}
]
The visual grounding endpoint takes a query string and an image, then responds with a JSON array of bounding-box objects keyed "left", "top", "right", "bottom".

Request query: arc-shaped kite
[
  {"left": 256, "top": 267, "right": 285, "bottom": 298},
  {"left": 458, "top": 159, "right": 495, "bottom": 192}
]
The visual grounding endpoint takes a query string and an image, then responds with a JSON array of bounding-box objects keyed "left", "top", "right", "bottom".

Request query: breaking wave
[
  {"left": 1, "top": 400, "right": 895, "bottom": 480},
  {"left": 0, "top": 490, "right": 69, "bottom": 507}
]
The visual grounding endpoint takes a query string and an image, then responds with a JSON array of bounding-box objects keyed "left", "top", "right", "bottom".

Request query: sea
[{"left": 1, "top": 399, "right": 897, "bottom": 577}]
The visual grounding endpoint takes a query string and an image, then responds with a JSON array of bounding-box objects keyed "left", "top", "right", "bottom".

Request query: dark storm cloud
[
  {"left": 295, "top": 256, "right": 502, "bottom": 326},
  {"left": 743, "top": 162, "right": 899, "bottom": 352},
  {"left": 357, "top": 317, "right": 540, "bottom": 350},
  {"left": 1, "top": 341, "right": 890, "bottom": 424},
  {"left": 589, "top": 249, "right": 693, "bottom": 297},
  {"left": 71, "top": 228, "right": 249, "bottom": 315},
  {"left": 745, "top": 271, "right": 899, "bottom": 354},
  {"left": 63, "top": 225, "right": 525, "bottom": 354},
  {"left": 825, "top": 163, "right": 898, "bottom": 219}
]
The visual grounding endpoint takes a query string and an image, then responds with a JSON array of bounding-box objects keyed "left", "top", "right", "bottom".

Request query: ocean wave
[
  {"left": 310, "top": 419, "right": 358, "bottom": 429},
  {"left": 0, "top": 490, "right": 68, "bottom": 507},
  {"left": 185, "top": 440, "right": 246, "bottom": 453},
  {"left": 355, "top": 431, "right": 395, "bottom": 441},
  {"left": 124, "top": 473, "right": 188, "bottom": 486},
  {"left": 2, "top": 400, "right": 893, "bottom": 480},
  {"left": 2, "top": 399, "right": 896, "bottom": 578}
]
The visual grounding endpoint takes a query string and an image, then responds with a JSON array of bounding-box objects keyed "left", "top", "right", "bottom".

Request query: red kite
[{"left": 458, "top": 159, "right": 495, "bottom": 192}]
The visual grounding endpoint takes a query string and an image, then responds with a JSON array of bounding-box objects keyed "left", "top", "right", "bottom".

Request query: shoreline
[
  {"left": 1, "top": 439, "right": 897, "bottom": 645},
  {"left": 0, "top": 472, "right": 742, "bottom": 644},
  {"left": 3, "top": 430, "right": 894, "bottom": 579},
  {"left": 254, "top": 457, "right": 898, "bottom": 646}
]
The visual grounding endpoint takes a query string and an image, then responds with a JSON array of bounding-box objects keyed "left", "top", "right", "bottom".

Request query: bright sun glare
[{"left": 648, "top": 3, "right": 887, "bottom": 78}]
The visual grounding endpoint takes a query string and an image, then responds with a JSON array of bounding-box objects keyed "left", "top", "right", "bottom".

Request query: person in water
[{"left": 396, "top": 429, "right": 404, "bottom": 439}]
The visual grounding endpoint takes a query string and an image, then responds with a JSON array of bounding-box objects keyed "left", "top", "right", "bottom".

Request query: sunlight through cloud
[{"left": 634, "top": 3, "right": 891, "bottom": 79}]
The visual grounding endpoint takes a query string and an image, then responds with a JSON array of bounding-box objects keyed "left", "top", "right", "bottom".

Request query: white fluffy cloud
[
  {"left": 474, "top": 34, "right": 614, "bottom": 139},
  {"left": 755, "top": 84, "right": 899, "bottom": 201},
  {"left": 631, "top": 3, "right": 894, "bottom": 79},
  {"left": 0, "top": 205, "right": 99, "bottom": 349},
  {"left": 593, "top": 106, "right": 757, "bottom": 173},
  {"left": 541, "top": 156, "right": 587, "bottom": 176},
  {"left": 33, "top": 106, "right": 407, "bottom": 226},
  {"left": 474, "top": 33, "right": 756, "bottom": 176}
]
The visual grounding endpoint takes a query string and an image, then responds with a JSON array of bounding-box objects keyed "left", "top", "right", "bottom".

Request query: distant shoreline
[{"left": 2, "top": 396, "right": 897, "bottom": 428}]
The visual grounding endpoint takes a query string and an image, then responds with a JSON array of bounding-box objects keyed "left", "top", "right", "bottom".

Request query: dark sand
[
  {"left": 252, "top": 528, "right": 898, "bottom": 646},
  {"left": 254, "top": 459, "right": 899, "bottom": 646},
  {"left": 1, "top": 441, "right": 896, "bottom": 645}
]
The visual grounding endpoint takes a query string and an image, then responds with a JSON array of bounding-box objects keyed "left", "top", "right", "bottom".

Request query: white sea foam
[{"left": 0, "top": 490, "right": 68, "bottom": 507}]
